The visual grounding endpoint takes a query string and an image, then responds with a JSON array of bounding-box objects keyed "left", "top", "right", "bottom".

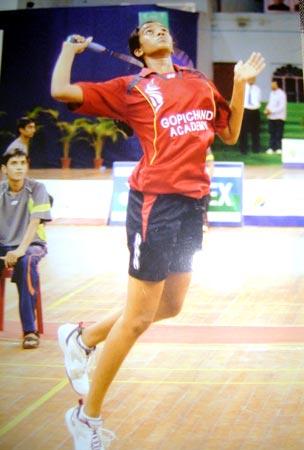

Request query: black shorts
[{"left": 126, "top": 189, "right": 205, "bottom": 281}]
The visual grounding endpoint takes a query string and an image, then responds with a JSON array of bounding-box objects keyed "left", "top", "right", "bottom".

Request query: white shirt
[
  {"left": 244, "top": 83, "right": 261, "bottom": 110},
  {"left": 5, "top": 137, "right": 28, "bottom": 155},
  {"left": 266, "top": 88, "right": 287, "bottom": 120}
]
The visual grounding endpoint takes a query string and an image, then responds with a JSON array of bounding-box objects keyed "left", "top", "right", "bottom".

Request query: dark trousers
[
  {"left": 239, "top": 109, "right": 261, "bottom": 154},
  {"left": 268, "top": 119, "right": 285, "bottom": 151},
  {"left": 0, "top": 244, "right": 47, "bottom": 335}
]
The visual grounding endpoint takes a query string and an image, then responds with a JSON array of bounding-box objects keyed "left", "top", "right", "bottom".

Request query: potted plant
[
  {"left": 56, "top": 119, "right": 82, "bottom": 168},
  {"left": 73, "top": 118, "right": 128, "bottom": 168}
]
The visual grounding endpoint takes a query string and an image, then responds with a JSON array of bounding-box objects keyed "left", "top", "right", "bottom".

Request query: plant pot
[
  {"left": 61, "top": 157, "right": 71, "bottom": 169},
  {"left": 93, "top": 157, "right": 103, "bottom": 169}
]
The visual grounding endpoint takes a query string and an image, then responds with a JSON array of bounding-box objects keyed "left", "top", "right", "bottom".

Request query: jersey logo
[{"left": 145, "top": 79, "right": 163, "bottom": 112}]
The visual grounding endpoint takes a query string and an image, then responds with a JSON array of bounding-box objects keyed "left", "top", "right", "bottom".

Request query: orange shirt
[{"left": 75, "top": 65, "right": 231, "bottom": 199}]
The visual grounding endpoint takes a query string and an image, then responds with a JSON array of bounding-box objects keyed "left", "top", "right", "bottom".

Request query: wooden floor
[{"left": 1, "top": 222, "right": 304, "bottom": 450}]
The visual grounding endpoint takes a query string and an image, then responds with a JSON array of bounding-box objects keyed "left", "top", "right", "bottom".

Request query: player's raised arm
[
  {"left": 51, "top": 35, "right": 92, "bottom": 103},
  {"left": 218, "top": 52, "right": 266, "bottom": 145}
]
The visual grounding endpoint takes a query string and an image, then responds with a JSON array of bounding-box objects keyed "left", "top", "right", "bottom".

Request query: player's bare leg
[
  {"left": 58, "top": 271, "right": 191, "bottom": 402},
  {"left": 81, "top": 271, "right": 191, "bottom": 347},
  {"left": 83, "top": 275, "right": 165, "bottom": 417},
  {"left": 154, "top": 272, "right": 192, "bottom": 320}
]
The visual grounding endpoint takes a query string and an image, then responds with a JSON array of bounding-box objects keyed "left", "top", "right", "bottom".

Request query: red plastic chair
[{"left": 0, "top": 267, "right": 44, "bottom": 334}]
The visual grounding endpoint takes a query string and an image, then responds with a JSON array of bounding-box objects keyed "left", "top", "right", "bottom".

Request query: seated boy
[{"left": 0, "top": 148, "right": 52, "bottom": 348}]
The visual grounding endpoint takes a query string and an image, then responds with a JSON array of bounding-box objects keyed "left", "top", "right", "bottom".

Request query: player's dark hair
[
  {"left": 17, "top": 116, "right": 35, "bottom": 131},
  {"left": 1, "top": 148, "right": 29, "bottom": 166},
  {"left": 128, "top": 21, "right": 175, "bottom": 68},
  {"left": 128, "top": 21, "right": 157, "bottom": 67}
]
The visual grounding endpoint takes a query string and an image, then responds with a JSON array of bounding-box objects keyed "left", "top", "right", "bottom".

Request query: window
[{"left": 273, "top": 65, "right": 304, "bottom": 103}]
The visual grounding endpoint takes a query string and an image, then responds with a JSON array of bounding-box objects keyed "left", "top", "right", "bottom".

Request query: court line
[
  {"left": 142, "top": 342, "right": 304, "bottom": 349},
  {"left": 46, "top": 276, "right": 101, "bottom": 311},
  {"left": 2, "top": 338, "right": 304, "bottom": 349},
  {"left": 0, "top": 362, "right": 63, "bottom": 368},
  {"left": 0, "top": 374, "right": 302, "bottom": 386},
  {"left": 63, "top": 306, "right": 304, "bottom": 314},
  {"left": 1, "top": 363, "right": 304, "bottom": 372},
  {"left": 0, "top": 378, "right": 68, "bottom": 438},
  {"left": 5, "top": 321, "right": 304, "bottom": 331},
  {"left": 113, "top": 380, "right": 304, "bottom": 385},
  {"left": 0, "top": 375, "right": 63, "bottom": 380},
  {"left": 5, "top": 322, "right": 304, "bottom": 345},
  {"left": 149, "top": 323, "right": 304, "bottom": 328},
  {"left": 265, "top": 168, "right": 284, "bottom": 180}
]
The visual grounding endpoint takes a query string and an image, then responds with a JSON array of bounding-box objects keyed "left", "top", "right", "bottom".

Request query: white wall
[
  {"left": 198, "top": 12, "right": 302, "bottom": 100},
  {"left": 197, "top": 1, "right": 213, "bottom": 77},
  {"left": 0, "top": 0, "right": 19, "bottom": 9}
]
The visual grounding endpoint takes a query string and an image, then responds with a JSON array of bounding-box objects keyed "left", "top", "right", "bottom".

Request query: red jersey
[{"left": 75, "top": 65, "right": 231, "bottom": 199}]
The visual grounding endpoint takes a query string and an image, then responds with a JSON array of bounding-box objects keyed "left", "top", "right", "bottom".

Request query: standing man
[
  {"left": 51, "top": 22, "right": 265, "bottom": 450},
  {"left": 4, "top": 117, "right": 36, "bottom": 156},
  {"left": 264, "top": 80, "right": 287, "bottom": 154},
  {"left": 0, "top": 148, "right": 52, "bottom": 349},
  {"left": 239, "top": 76, "right": 262, "bottom": 154}
]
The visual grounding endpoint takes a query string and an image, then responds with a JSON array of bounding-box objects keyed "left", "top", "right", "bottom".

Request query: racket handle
[
  {"left": 66, "top": 36, "right": 107, "bottom": 53},
  {"left": 88, "top": 42, "right": 107, "bottom": 53}
]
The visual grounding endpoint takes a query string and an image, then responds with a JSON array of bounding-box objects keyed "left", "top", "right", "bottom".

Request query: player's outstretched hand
[
  {"left": 63, "top": 34, "right": 93, "bottom": 54},
  {"left": 234, "top": 52, "right": 266, "bottom": 81}
]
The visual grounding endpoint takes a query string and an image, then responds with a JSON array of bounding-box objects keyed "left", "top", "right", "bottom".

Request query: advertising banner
[
  {"left": 282, "top": 138, "right": 304, "bottom": 168},
  {"left": 109, "top": 161, "right": 244, "bottom": 226},
  {"left": 243, "top": 178, "right": 304, "bottom": 226},
  {"left": 108, "top": 162, "right": 137, "bottom": 225},
  {"left": 208, "top": 162, "right": 244, "bottom": 226}
]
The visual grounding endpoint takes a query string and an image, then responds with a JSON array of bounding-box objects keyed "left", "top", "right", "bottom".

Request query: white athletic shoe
[
  {"left": 58, "top": 323, "right": 95, "bottom": 396},
  {"left": 275, "top": 149, "right": 282, "bottom": 154},
  {"left": 265, "top": 148, "right": 274, "bottom": 154},
  {"left": 65, "top": 402, "right": 115, "bottom": 450}
]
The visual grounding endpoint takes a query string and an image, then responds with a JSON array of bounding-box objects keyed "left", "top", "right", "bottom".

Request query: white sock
[{"left": 80, "top": 405, "right": 102, "bottom": 425}]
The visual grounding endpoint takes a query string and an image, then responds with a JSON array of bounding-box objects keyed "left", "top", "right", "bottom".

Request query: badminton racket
[{"left": 66, "top": 35, "right": 144, "bottom": 68}]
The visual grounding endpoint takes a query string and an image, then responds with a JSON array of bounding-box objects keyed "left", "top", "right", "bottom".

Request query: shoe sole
[
  {"left": 23, "top": 342, "right": 39, "bottom": 349},
  {"left": 23, "top": 335, "right": 40, "bottom": 349},
  {"left": 65, "top": 408, "right": 81, "bottom": 450},
  {"left": 65, "top": 408, "right": 74, "bottom": 435},
  {"left": 58, "top": 325, "right": 89, "bottom": 396}
]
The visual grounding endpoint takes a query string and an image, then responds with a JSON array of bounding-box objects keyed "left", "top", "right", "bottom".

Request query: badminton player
[{"left": 51, "top": 21, "right": 265, "bottom": 450}]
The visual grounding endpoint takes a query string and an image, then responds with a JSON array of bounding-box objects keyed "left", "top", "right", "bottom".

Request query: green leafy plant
[
  {"left": 56, "top": 119, "right": 83, "bottom": 160},
  {"left": 72, "top": 117, "right": 128, "bottom": 162},
  {"left": 26, "top": 106, "right": 59, "bottom": 122}
]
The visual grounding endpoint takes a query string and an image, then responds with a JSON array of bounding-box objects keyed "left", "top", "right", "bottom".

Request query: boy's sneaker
[
  {"left": 58, "top": 323, "right": 95, "bottom": 396},
  {"left": 65, "top": 401, "right": 115, "bottom": 450}
]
